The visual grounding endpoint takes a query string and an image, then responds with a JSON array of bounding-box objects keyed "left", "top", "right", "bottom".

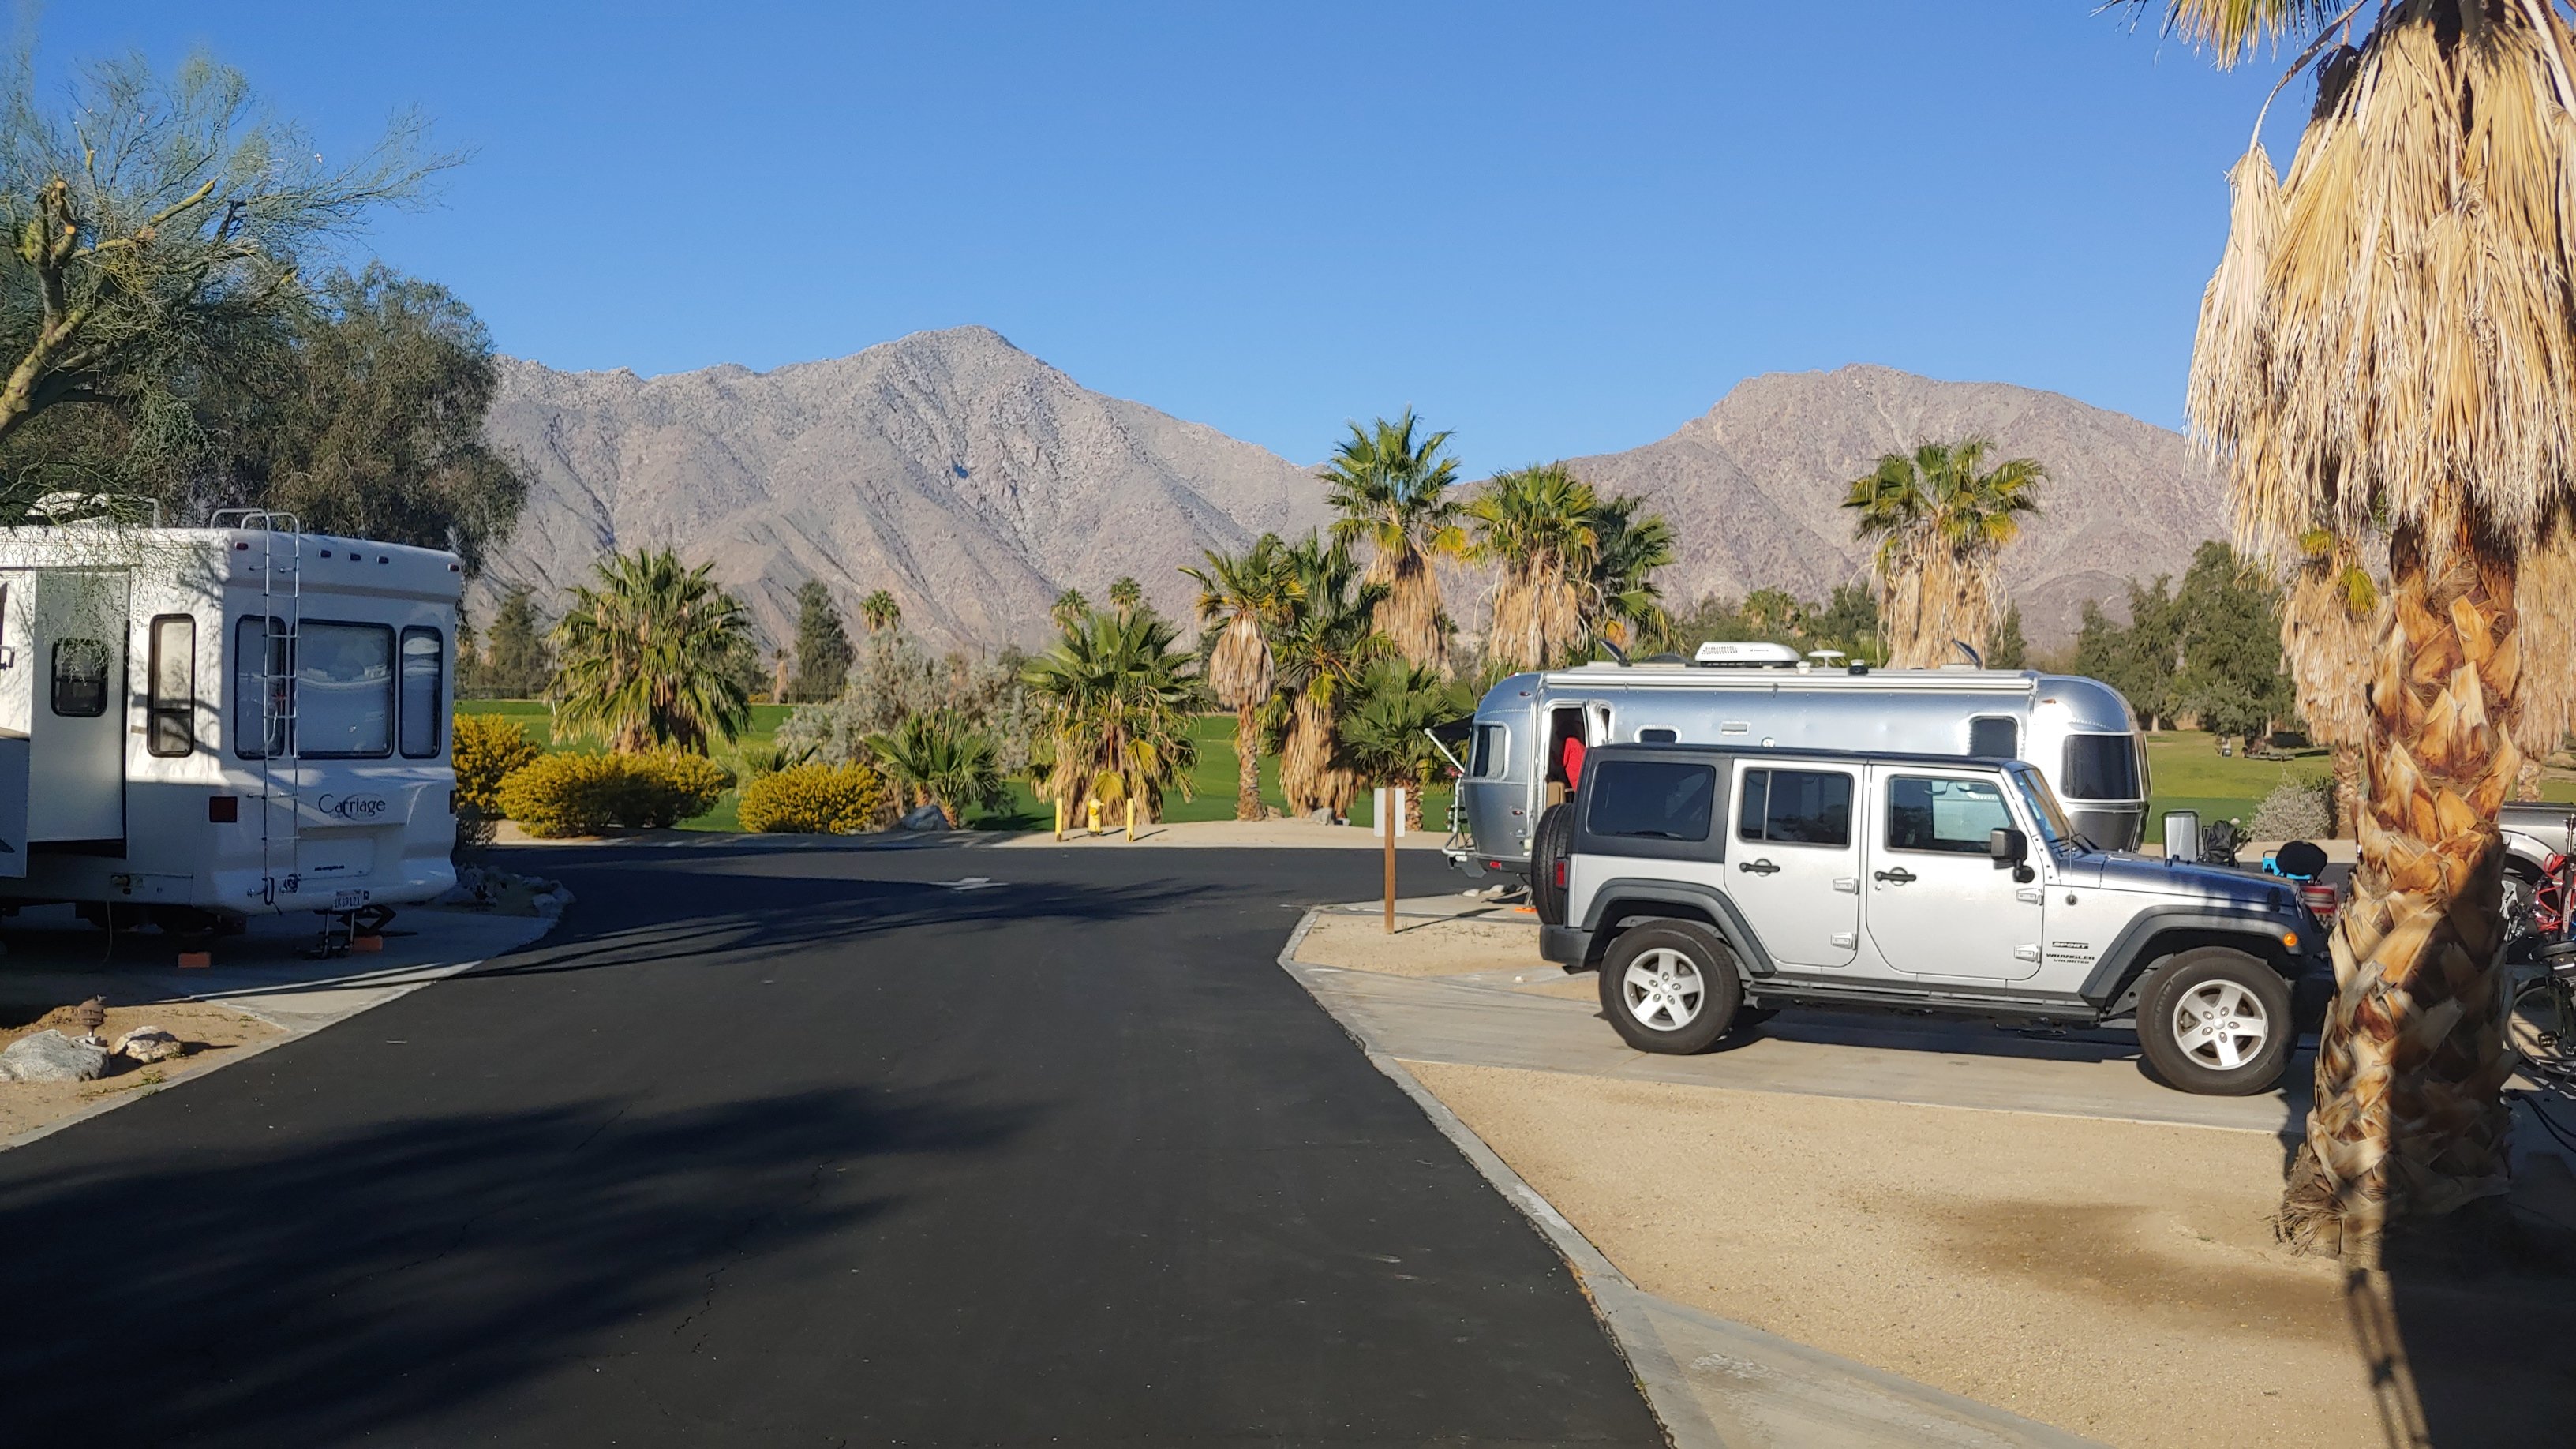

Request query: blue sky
[{"left": 43, "top": 2, "right": 2307, "bottom": 474}]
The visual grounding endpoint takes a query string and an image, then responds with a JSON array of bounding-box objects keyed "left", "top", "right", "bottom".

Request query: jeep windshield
[{"left": 2008, "top": 763, "right": 2090, "bottom": 852}]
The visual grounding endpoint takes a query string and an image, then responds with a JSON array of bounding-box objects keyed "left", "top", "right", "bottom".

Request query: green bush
[
  {"left": 451, "top": 712, "right": 546, "bottom": 850},
  {"left": 737, "top": 762, "right": 889, "bottom": 834},
  {"left": 496, "top": 751, "right": 729, "bottom": 837},
  {"left": 2246, "top": 773, "right": 2334, "bottom": 842}
]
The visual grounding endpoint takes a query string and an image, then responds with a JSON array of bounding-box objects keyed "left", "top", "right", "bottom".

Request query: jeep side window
[
  {"left": 1586, "top": 760, "right": 1715, "bottom": 841},
  {"left": 1887, "top": 776, "right": 2012, "bottom": 854},
  {"left": 1737, "top": 769, "right": 1852, "bottom": 848}
]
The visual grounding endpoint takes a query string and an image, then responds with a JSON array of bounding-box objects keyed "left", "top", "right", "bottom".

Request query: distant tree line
[{"left": 2069, "top": 540, "right": 2290, "bottom": 748}]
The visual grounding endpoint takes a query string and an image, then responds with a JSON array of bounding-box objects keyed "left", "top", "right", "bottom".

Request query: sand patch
[
  {"left": 0, "top": 999, "right": 283, "bottom": 1142},
  {"left": 1295, "top": 914, "right": 1539, "bottom": 976}
]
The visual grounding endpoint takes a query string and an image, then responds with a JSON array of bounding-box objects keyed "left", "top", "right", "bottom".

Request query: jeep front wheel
[
  {"left": 2137, "top": 948, "right": 2293, "bottom": 1096},
  {"left": 1599, "top": 923, "right": 1743, "bottom": 1054}
]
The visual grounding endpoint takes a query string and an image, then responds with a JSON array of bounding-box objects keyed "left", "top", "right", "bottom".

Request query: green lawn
[
  {"left": 455, "top": 703, "right": 1449, "bottom": 835},
  {"left": 2136, "top": 729, "right": 2576, "bottom": 842}
]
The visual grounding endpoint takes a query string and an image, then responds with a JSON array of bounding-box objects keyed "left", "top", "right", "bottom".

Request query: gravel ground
[
  {"left": 1405, "top": 1059, "right": 2383, "bottom": 1449},
  {"left": 1295, "top": 914, "right": 1542, "bottom": 977},
  {"left": 0, "top": 1001, "right": 282, "bottom": 1143}
]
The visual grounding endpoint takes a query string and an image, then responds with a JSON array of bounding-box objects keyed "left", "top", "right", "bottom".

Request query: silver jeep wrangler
[{"left": 1540, "top": 744, "right": 2330, "bottom": 1096}]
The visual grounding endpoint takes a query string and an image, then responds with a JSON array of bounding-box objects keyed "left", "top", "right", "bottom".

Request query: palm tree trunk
[
  {"left": 2278, "top": 522, "right": 2520, "bottom": 1261},
  {"left": 1235, "top": 702, "right": 1263, "bottom": 820},
  {"left": 1282, "top": 695, "right": 1331, "bottom": 814},
  {"left": 1380, "top": 550, "right": 1448, "bottom": 675},
  {"left": 2331, "top": 743, "right": 2361, "bottom": 839}
]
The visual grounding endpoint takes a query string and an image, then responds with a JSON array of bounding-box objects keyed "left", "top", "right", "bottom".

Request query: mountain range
[{"left": 474, "top": 326, "right": 2227, "bottom": 654}]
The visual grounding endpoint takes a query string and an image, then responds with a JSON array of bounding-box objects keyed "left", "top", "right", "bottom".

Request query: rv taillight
[
  {"left": 1552, "top": 859, "right": 1567, "bottom": 889},
  {"left": 208, "top": 796, "right": 238, "bottom": 823}
]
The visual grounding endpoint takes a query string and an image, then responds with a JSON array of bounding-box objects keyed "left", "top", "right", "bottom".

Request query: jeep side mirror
[{"left": 1990, "top": 826, "right": 2034, "bottom": 883}]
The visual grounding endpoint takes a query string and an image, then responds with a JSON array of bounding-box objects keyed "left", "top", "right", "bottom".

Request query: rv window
[
  {"left": 49, "top": 638, "right": 110, "bottom": 717},
  {"left": 1887, "top": 776, "right": 2012, "bottom": 855},
  {"left": 1586, "top": 760, "right": 1715, "bottom": 843},
  {"left": 399, "top": 627, "right": 443, "bottom": 758},
  {"left": 2062, "top": 734, "right": 2143, "bottom": 801},
  {"left": 1637, "top": 728, "right": 1679, "bottom": 743},
  {"left": 234, "top": 616, "right": 294, "bottom": 759},
  {"left": 1968, "top": 717, "right": 2017, "bottom": 758},
  {"left": 1470, "top": 724, "right": 1505, "bottom": 779},
  {"left": 148, "top": 616, "right": 195, "bottom": 756},
  {"left": 1736, "top": 768, "right": 1852, "bottom": 848},
  {"left": 298, "top": 621, "right": 395, "bottom": 759}
]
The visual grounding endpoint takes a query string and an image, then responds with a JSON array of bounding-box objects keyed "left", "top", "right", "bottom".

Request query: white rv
[{"left": 0, "top": 515, "right": 462, "bottom": 931}]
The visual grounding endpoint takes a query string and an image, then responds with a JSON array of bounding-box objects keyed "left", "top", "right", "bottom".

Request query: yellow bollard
[
  {"left": 1054, "top": 798, "right": 1065, "bottom": 841},
  {"left": 1125, "top": 796, "right": 1138, "bottom": 841},
  {"left": 1086, "top": 798, "right": 1103, "bottom": 835}
]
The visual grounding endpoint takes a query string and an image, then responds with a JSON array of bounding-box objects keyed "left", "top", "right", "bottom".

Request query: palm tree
[
  {"left": 1841, "top": 439, "right": 2042, "bottom": 669},
  {"left": 1339, "top": 659, "right": 1467, "bottom": 832},
  {"left": 551, "top": 548, "right": 754, "bottom": 753},
  {"left": 1108, "top": 575, "right": 1144, "bottom": 617},
  {"left": 1470, "top": 462, "right": 1600, "bottom": 672},
  {"left": 1269, "top": 533, "right": 1388, "bottom": 816},
  {"left": 1024, "top": 605, "right": 1200, "bottom": 828},
  {"left": 1050, "top": 588, "right": 1090, "bottom": 631},
  {"left": 1582, "top": 494, "right": 1676, "bottom": 654},
  {"left": 1181, "top": 534, "right": 1299, "bottom": 820},
  {"left": 1320, "top": 411, "right": 1466, "bottom": 673},
  {"left": 2155, "top": 0, "right": 2576, "bottom": 1255},
  {"left": 2279, "top": 530, "right": 2379, "bottom": 836},
  {"left": 860, "top": 590, "right": 901, "bottom": 633},
  {"left": 864, "top": 710, "right": 1005, "bottom": 827}
]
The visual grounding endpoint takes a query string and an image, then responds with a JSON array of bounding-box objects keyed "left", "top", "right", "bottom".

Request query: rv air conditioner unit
[{"left": 1692, "top": 641, "right": 1803, "bottom": 668}]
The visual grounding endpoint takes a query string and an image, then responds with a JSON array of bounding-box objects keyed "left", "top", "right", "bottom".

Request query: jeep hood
[{"left": 2084, "top": 852, "right": 2297, "bottom": 912}]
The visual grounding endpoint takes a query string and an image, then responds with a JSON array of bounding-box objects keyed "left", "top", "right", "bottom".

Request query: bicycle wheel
[{"left": 2508, "top": 976, "right": 2576, "bottom": 1081}]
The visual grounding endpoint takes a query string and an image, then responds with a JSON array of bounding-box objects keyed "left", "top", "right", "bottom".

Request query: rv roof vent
[{"left": 1693, "top": 641, "right": 1803, "bottom": 668}]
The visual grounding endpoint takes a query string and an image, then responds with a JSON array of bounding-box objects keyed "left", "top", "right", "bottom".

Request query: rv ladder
[{"left": 215, "top": 511, "right": 303, "bottom": 908}]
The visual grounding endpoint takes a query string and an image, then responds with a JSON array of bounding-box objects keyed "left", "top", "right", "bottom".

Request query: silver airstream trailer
[
  {"left": 0, "top": 514, "right": 462, "bottom": 933},
  {"left": 1448, "top": 642, "right": 2149, "bottom": 882}
]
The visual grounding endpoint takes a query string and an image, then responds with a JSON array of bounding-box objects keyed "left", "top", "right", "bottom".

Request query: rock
[
  {"left": 0, "top": 1029, "right": 108, "bottom": 1083},
  {"left": 899, "top": 803, "right": 949, "bottom": 832},
  {"left": 114, "top": 1028, "right": 183, "bottom": 1064}
]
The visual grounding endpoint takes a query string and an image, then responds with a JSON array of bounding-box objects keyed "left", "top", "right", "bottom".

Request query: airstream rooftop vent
[{"left": 1691, "top": 641, "right": 1803, "bottom": 668}]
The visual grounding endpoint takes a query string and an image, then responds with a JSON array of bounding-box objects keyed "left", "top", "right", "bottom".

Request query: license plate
[{"left": 333, "top": 889, "right": 369, "bottom": 910}]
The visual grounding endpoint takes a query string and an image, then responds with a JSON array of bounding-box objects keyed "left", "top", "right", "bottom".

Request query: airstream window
[
  {"left": 234, "top": 616, "right": 293, "bottom": 758},
  {"left": 49, "top": 638, "right": 110, "bottom": 717},
  {"left": 298, "top": 621, "right": 395, "bottom": 759},
  {"left": 147, "top": 616, "right": 195, "bottom": 756},
  {"left": 1968, "top": 717, "right": 2018, "bottom": 758},
  {"left": 2062, "top": 734, "right": 2143, "bottom": 800},
  {"left": 1637, "top": 728, "right": 1679, "bottom": 743},
  {"left": 399, "top": 627, "right": 443, "bottom": 759},
  {"left": 1470, "top": 724, "right": 1506, "bottom": 778}
]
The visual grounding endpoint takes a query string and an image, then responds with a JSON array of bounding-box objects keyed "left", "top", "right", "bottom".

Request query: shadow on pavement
[{"left": 0, "top": 1084, "right": 1031, "bottom": 1447}]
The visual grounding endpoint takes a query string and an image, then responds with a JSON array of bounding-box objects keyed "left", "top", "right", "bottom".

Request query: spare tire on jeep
[{"left": 1530, "top": 803, "right": 1574, "bottom": 925}]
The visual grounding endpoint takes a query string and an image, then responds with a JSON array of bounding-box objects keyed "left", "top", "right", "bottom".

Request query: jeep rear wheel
[
  {"left": 2137, "top": 948, "right": 2293, "bottom": 1096},
  {"left": 1600, "top": 923, "right": 1743, "bottom": 1054}
]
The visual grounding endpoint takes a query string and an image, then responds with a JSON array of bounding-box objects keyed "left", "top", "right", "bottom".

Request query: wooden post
[{"left": 1383, "top": 782, "right": 1397, "bottom": 934}]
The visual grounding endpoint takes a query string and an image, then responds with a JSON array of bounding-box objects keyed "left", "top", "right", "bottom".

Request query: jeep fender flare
[
  {"left": 1578, "top": 878, "right": 1777, "bottom": 977},
  {"left": 2078, "top": 907, "right": 2308, "bottom": 1012}
]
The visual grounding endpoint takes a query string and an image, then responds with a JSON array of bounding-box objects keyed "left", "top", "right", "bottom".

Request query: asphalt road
[{"left": 0, "top": 841, "right": 1665, "bottom": 1447}]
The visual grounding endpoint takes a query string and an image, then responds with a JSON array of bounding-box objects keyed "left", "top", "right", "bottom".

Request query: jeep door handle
[
  {"left": 1739, "top": 858, "right": 1780, "bottom": 876},
  {"left": 1873, "top": 868, "right": 1917, "bottom": 885}
]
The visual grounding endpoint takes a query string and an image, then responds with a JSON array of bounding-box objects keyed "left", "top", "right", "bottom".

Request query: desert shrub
[
  {"left": 737, "top": 762, "right": 890, "bottom": 834},
  {"left": 779, "top": 628, "right": 1037, "bottom": 775},
  {"left": 2247, "top": 773, "right": 2334, "bottom": 842},
  {"left": 453, "top": 712, "right": 545, "bottom": 814},
  {"left": 451, "top": 712, "right": 546, "bottom": 852},
  {"left": 496, "top": 751, "right": 729, "bottom": 837}
]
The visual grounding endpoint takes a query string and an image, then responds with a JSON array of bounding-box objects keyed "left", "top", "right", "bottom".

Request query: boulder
[
  {"left": 899, "top": 803, "right": 949, "bottom": 832},
  {"left": 0, "top": 1029, "right": 108, "bottom": 1083},
  {"left": 114, "top": 1028, "right": 183, "bottom": 1064}
]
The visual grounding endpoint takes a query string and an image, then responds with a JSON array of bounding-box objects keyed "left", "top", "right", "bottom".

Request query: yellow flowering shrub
[
  {"left": 496, "top": 751, "right": 730, "bottom": 837},
  {"left": 452, "top": 713, "right": 546, "bottom": 815},
  {"left": 736, "top": 762, "right": 889, "bottom": 834}
]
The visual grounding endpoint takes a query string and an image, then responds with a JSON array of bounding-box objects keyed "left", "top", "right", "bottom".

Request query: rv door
[
  {"left": 0, "top": 574, "right": 28, "bottom": 876},
  {"left": 18, "top": 571, "right": 126, "bottom": 844}
]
